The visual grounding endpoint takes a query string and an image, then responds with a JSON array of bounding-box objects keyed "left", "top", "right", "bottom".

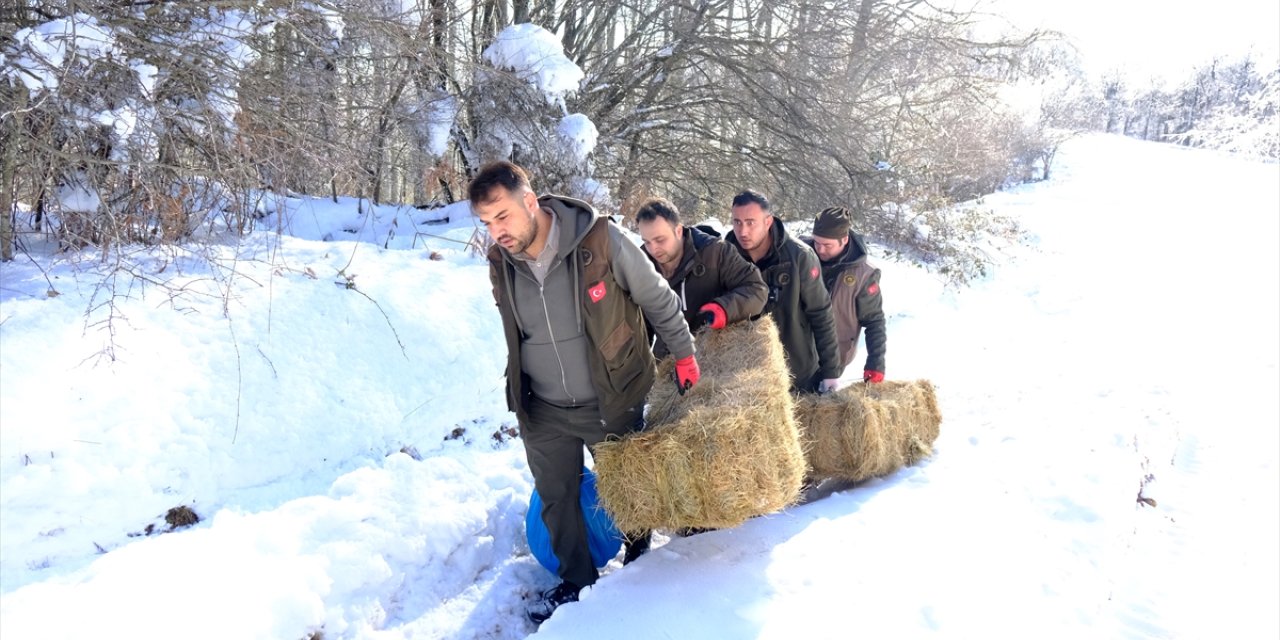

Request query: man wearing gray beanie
[{"left": 806, "top": 206, "right": 887, "bottom": 383}]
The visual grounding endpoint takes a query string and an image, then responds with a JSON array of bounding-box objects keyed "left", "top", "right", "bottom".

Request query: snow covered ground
[{"left": 1, "top": 134, "right": 1276, "bottom": 639}]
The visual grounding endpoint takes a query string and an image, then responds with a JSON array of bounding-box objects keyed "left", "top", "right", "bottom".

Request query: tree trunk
[
  {"left": 852, "top": 0, "right": 876, "bottom": 57},
  {"left": 430, "top": 0, "right": 449, "bottom": 87},
  {"left": 562, "top": 6, "right": 578, "bottom": 58},
  {"left": 0, "top": 80, "right": 24, "bottom": 261},
  {"left": 320, "top": 60, "right": 339, "bottom": 203},
  {"left": 370, "top": 76, "right": 410, "bottom": 205}
]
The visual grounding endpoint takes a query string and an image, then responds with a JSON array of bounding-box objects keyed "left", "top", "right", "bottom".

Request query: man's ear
[{"left": 522, "top": 189, "right": 538, "bottom": 211}]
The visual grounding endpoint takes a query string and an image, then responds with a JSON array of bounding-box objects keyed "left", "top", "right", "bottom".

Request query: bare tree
[{"left": 4, "top": 0, "right": 1053, "bottom": 284}]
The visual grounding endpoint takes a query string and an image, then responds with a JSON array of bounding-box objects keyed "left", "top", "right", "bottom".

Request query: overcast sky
[{"left": 981, "top": 0, "right": 1280, "bottom": 83}]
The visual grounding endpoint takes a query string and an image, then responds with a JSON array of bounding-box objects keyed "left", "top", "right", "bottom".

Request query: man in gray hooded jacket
[{"left": 471, "top": 161, "right": 699, "bottom": 624}]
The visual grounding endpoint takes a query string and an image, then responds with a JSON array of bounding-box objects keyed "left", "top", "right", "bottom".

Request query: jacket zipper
[{"left": 539, "top": 272, "right": 576, "bottom": 405}]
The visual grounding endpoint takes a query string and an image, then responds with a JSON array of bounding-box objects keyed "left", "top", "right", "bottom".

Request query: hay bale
[
  {"left": 795, "top": 380, "right": 941, "bottom": 482},
  {"left": 594, "top": 317, "right": 805, "bottom": 532}
]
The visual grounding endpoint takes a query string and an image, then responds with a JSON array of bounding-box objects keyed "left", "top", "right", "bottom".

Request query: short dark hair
[
  {"left": 731, "top": 189, "right": 770, "bottom": 211},
  {"left": 634, "top": 197, "right": 682, "bottom": 226},
  {"left": 468, "top": 161, "right": 531, "bottom": 205}
]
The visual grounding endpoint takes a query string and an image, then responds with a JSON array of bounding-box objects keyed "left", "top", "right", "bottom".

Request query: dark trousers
[{"left": 523, "top": 396, "right": 644, "bottom": 588}]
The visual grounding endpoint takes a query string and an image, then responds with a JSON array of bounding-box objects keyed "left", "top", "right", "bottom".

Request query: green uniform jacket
[
  {"left": 644, "top": 224, "right": 768, "bottom": 356},
  {"left": 728, "top": 219, "right": 841, "bottom": 390},
  {"left": 804, "top": 231, "right": 886, "bottom": 374}
]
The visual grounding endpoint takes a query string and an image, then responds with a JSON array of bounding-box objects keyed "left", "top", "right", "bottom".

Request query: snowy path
[{"left": 534, "top": 136, "right": 1280, "bottom": 639}]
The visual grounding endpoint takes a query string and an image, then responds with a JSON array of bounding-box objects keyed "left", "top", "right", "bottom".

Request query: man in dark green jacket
[
  {"left": 635, "top": 197, "right": 767, "bottom": 355},
  {"left": 726, "top": 190, "right": 842, "bottom": 393},
  {"left": 472, "top": 162, "right": 700, "bottom": 624}
]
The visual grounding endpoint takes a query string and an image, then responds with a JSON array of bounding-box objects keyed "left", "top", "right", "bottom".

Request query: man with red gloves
[
  {"left": 806, "top": 206, "right": 887, "bottom": 384},
  {"left": 472, "top": 162, "right": 698, "bottom": 624},
  {"left": 635, "top": 197, "right": 768, "bottom": 356}
]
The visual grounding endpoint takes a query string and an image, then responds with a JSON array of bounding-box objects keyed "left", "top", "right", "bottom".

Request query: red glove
[
  {"left": 863, "top": 370, "right": 884, "bottom": 383},
  {"left": 675, "top": 355, "right": 700, "bottom": 395},
  {"left": 698, "top": 302, "right": 727, "bottom": 330}
]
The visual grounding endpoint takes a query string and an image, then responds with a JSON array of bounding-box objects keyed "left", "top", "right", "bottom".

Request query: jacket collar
[
  {"left": 539, "top": 194, "right": 600, "bottom": 261},
  {"left": 495, "top": 194, "right": 601, "bottom": 269}
]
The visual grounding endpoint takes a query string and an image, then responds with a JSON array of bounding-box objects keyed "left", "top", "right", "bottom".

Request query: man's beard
[
  {"left": 657, "top": 250, "right": 680, "bottom": 269},
  {"left": 503, "top": 209, "right": 539, "bottom": 255}
]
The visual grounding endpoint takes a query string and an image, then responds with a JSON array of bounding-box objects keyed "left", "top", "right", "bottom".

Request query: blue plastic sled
[{"left": 526, "top": 468, "right": 624, "bottom": 573}]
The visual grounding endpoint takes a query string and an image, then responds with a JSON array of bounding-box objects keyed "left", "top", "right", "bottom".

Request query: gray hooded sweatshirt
[{"left": 500, "top": 195, "right": 693, "bottom": 407}]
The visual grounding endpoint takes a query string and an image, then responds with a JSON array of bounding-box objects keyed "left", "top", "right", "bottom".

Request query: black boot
[
  {"left": 674, "top": 526, "right": 715, "bottom": 537},
  {"left": 622, "top": 530, "right": 651, "bottom": 565},
  {"left": 527, "top": 581, "right": 581, "bottom": 624}
]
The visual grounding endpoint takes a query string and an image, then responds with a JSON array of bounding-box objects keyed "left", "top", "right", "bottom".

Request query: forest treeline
[{"left": 2, "top": 2, "right": 1274, "bottom": 283}]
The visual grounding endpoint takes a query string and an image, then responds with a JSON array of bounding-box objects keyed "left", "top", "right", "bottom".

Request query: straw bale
[
  {"left": 594, "top": 317, "right": 805, "bottom": 532},
  {"left": 794, "top": 380, "right": 942, "bottom": 482}
]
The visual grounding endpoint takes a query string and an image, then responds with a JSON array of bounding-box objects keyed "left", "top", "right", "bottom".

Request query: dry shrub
[
  {"left": 794, "top": 380, "right": 942, "bottom": 482},
  {"left": 164, "top": 505, "right": 201, "bottom": 529},
  {"left": 594, "top": 317, "right": 805, "bottom": 532}
]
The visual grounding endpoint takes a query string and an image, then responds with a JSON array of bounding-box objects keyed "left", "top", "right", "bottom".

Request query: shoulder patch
[
  {"left": 843, "top": 274, "right": 857, "bottom": 286},
  {"left": 810, "top": 266, "right": 820, "bottom": 280},
  {"left": 867, "top": 282, "right": 880, "bottom": 296}
]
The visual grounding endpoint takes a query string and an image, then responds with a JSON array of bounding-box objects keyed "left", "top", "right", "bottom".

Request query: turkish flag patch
[
  {"left": 588, "top": 281, "right": 607, "bottom": 303},
  {"left": 867, "top": 282, "right": 880, "bottom": 295},
  {"left": 810, "top": 266, "right": 820, "bottom": 280}
]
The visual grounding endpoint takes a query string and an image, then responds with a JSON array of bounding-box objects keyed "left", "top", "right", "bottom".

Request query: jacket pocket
[
  {"left": 599, "top": 322, "right": 644, "bottom": 394},
  {"left": 599, "top": 321, "right": 633, "bottom": 362}
]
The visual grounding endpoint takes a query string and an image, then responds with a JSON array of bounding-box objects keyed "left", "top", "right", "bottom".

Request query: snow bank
[{"left": 0, "top": 198, "right": 502, "bottom": 593}]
